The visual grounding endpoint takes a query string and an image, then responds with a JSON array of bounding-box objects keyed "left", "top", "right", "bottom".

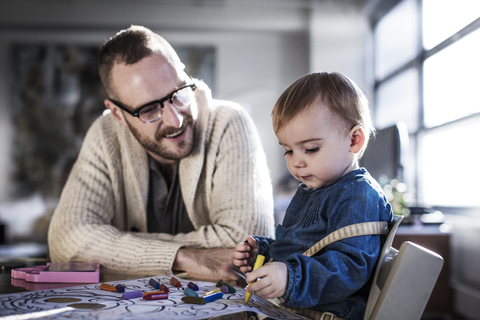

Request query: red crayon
[
  {"left": 143, "top": 291, "right": 164, "bottom": 297},
  {"left": 144, "top": 292, "right": 168, "bottom": 300},
  {"left": 170, "top": 276, "right": 181, "bottom": 287},
  {"left": 159, "top": 284, "right": 169, "bottom": 293}
]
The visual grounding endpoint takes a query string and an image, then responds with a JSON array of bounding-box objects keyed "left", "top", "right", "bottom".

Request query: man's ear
[
  {"left": 104, "top": 99, "right": 128, "bottom": 127},
  {"left": 349, "top": 125, "right": 365, "bottom": 154}
]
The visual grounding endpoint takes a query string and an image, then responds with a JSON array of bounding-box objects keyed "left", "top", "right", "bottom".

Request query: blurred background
[{"left": 0, "top": 0, "right": 479, "bottom": 319}]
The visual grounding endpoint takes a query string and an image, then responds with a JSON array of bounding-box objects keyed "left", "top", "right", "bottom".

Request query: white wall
[{"left": 310, "top": 1, "right": 371, "bottom": 98}]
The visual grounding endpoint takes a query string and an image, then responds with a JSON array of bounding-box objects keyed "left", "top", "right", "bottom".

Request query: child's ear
[
  {"left": 104, "top": 99, "right": 128, "bottom": 127},
  {"left": 349, "top": 125, "right": 365, "bottom": 154}
]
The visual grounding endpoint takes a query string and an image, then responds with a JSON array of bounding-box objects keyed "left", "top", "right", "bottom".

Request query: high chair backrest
[{"left": 364, "top": 215, "right": 444, "bottom": 320}]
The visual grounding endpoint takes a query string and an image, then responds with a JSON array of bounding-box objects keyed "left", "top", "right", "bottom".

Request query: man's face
[{"left": 109, "top": 53, "right": 198, "bottom": 163}]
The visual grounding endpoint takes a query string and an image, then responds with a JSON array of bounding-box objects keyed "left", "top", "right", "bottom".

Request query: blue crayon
[
  {"left": 204, "top": 291, "right": 223, "bottom": 303},
  {"left": 184, "top": 287, "right": 199, "bottom": 297},
  {"left": 149, "top": 278, "right": 160, "bottom": 289},
  {"left": 115, "top": 284, "right": 125, "bottom": 293}
]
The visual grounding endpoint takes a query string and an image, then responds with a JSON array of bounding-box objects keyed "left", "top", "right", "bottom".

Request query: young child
[{"left": 234, "top": 72, "right": 393, "bottom": 320}]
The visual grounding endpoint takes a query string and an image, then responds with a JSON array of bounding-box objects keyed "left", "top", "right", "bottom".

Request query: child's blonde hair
[{"left": 272, "top": 72, "right": 375, "bottom": 158}]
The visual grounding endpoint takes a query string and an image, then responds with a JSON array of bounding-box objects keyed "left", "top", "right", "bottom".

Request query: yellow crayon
[{"left": 244, "top": 254, "right": 265, "bottom": 304}]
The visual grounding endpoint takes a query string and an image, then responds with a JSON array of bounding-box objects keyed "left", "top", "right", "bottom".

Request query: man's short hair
[
  {"left": 98, "top": 25, "right": 183, "bottom": 98},
  {"left": 271, "top": 72, "right": 375, "bottom": 158}
]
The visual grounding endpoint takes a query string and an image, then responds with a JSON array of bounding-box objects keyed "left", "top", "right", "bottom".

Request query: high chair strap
[
  {"left": 278, "top": 221, "right": 389, "bottom": 319},
  {"left": 302, "top": 221, "right": 389, "bottom": 257}
]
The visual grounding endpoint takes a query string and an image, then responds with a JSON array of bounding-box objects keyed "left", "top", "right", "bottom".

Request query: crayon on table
[
  {"left": 244, "top": 254, "right": 265, "bottom": 304},
  {"left": 220, "top": 285, "right": 229, "bottom": 293},
  {"left": 204, "top": 291, "right": 223, "bottom": 303},
  {"left": 144, "top": 292, "right": 168, "bottom": 300},
  {"left": 115, "top": 284, "right": 125, "bottom": 293},
  {"left": 149, "top": 278, "right": 160, "bottom": 289},
  {"left": 100, "top": 283, "right": 117, "bottom": 292},
  {"left": 181, "top": 296, "right": 206, "bottom": 305},
  {"left": 182, "top": 292, "right": 223, "bottom": 304},
  {"left": 223, "top": 282, "right": 236, "bottom": 293},
  {"left": 203, "top": 288, "right": 221, "bottom": 297},
  {"left": 143, "top": 291, "right": 164, "bottom": 297},
  {"left": 159, "top": 284, "right": 169, "bottom": 293},
  {"left": 121, "top": 290, "right": 143, "bottom": 300},
  {"left": 187, "top": 281, "right": 199, "bottom": 291},
  {"left": 184, "top": 287, "right": 199, "bottom": 297},
  {"left": 170, "top": 277, "right": 181, "bottom": 287}
]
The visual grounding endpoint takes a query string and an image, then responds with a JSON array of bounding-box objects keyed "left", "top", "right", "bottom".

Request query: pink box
[{"left": 11, "top": 262, "right": 100, "bottom": 283}]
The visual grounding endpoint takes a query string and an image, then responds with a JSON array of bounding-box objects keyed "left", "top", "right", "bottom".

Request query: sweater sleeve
[{"left": 48, "top": 116, "right": 184, "bottom": 274}]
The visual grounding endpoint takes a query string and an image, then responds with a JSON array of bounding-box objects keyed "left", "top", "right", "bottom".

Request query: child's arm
[
  {"left": 233, "top": 236, "right": 258, "bottom": 273},
  {"left": 281, "top": 241, "right": 379, "bottom": 307},
  {"left": 245, "top": 261, "right": 288, "bottom": 299}
]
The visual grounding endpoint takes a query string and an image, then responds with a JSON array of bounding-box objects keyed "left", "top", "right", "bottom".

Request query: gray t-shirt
[{"left": 146, "top": 156, "right": 195, "bottom": 234}]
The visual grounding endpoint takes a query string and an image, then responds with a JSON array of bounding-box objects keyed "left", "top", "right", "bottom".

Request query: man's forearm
[{"left": 173, "top": 247, "right": 242, "bottom": 282}]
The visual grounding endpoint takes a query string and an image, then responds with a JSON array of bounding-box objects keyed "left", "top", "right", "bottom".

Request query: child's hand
[
  {"left": 233, "top": 236, "right": 258, "bottom": 273},
  {"left": 245, "top": 261, "right": 288, "bottom": 299}
]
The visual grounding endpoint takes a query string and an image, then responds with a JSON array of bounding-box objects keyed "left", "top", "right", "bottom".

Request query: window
[
  {"left": 423, "top": 28, "right": 480, "bottom": 128},
  {"left": 423, "top": 0, "right": 480, "bottom": 50},
  {"left": 374, "top": 0, "right": 418, "bottom": 80},
  {"left": 418, "top": 115, "right": 479, "bottom": 207},
  {"left": 372, "top": 0, "right": 480, "bottom": 208},
  {"left": 375, "top": 68, "right": 419, "bottom": 133}
]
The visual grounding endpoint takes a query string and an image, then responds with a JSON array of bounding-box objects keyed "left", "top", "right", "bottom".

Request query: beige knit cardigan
[{"left": 48, "top": 81, "right": 275, "bottom": 274}]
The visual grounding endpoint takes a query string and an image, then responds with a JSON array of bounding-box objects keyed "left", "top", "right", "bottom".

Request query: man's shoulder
[
  {"left": 211, "top": 98, "right": 243, "bottom": 111},
  {"left": 209, "top": 99, "right": 252, "bottom": 122},
  {"left": 82, "top": 112, "right": 125, "bottom": 148}
]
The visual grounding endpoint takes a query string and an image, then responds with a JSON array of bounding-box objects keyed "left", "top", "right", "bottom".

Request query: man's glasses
[{"left": 109, "top": 81, "right": 197, "bottom": 124}]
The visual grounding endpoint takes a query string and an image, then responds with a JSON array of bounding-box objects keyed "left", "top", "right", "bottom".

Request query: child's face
[{"left": 276, "top": 103, "right": 356, "bottom": 190}]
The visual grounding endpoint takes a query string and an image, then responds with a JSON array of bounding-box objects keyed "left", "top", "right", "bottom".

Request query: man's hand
[
  {"left": 233, "top": 236, "right": 258, "bottom": 273},
  {"left": 173, "top": 247, "right": 241, "bottom": 282},
  {"left": 245, "top": 261, "right": 288, "bottom": 299}
]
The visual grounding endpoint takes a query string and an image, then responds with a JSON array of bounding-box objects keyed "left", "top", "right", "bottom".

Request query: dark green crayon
[{"left": 181, "top": 296, "right": 206, "bottom": 305}]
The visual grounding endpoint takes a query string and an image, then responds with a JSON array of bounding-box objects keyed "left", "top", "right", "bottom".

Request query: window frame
[{"left": 369, "top": 0, "right": 480, "bottom": 212}]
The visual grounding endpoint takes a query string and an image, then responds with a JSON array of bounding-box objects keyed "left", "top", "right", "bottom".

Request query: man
[{"left": 48, "top": 25, "right": 275, "bottom": 281}]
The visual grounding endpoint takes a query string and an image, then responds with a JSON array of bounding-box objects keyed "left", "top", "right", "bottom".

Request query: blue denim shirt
[{"left": 254, "top": 168, "right": 393, "bottom": 319}]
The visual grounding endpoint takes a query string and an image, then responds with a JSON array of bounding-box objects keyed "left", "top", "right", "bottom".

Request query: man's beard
[{"left": 127, "top": 116, "right": 195, "bottom": 160}]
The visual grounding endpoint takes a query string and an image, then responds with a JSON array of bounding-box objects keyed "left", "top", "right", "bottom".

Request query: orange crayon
[{"left": 100, "top": 283, "right": 117, "bottom": 292}]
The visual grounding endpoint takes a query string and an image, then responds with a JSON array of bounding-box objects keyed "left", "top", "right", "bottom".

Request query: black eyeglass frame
[{"left": 108, "top": 82, "right": 197, "bottom": 122}]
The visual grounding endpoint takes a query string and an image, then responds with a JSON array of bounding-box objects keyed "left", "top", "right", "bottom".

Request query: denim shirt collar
[{"left": 298, "top": 167, "right": 368, "bottom": 194}]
